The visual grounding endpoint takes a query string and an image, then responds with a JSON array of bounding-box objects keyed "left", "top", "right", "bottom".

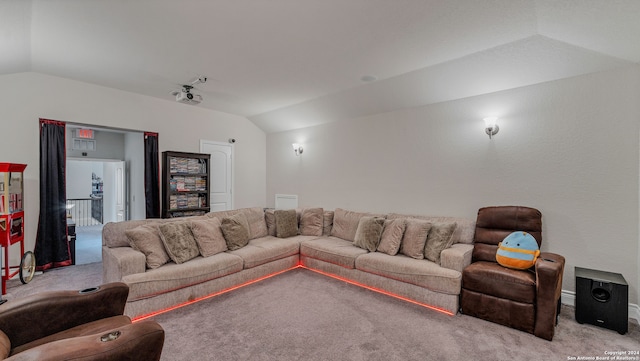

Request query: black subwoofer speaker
[{"left": 575, "top": 267, "right": 628, "bottom": 334}]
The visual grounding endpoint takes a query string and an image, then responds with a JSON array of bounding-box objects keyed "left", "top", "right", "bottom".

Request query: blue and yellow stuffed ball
[{"left": 496, "top": 231, "right": 540, "bottom": 270}]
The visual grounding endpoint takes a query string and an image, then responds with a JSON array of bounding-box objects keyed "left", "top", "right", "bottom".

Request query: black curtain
[
  {"left": 35, "top": 119, "right": 71, "bottom": 271},
  {"left": 144, "top": 132, "right": 160, "bottom": 218}
]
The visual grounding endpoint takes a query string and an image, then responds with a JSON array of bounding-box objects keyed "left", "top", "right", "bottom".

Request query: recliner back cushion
[{"left": 472, "top": 206, "right": 542, "bottom": 263}]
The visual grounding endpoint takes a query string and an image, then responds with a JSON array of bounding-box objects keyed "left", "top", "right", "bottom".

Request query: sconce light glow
[
  {"left": 483, "top": 117, "right": 499, "bottom": 139},
  {"left": 292, "top": 143, "right": 303, "bottom": 156}
]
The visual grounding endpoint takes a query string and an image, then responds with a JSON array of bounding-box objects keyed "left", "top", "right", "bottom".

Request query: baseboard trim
[{"left": 561, "top": 290, "right": 639, "bottom": 325}]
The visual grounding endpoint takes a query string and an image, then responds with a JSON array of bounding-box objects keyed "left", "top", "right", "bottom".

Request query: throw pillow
[
  {"left": 242, "top": 207, "right": 269, "bottom": 239},
  {"left": 300, "top": 208, "right": 324, "bottom": 236},
  {"left": 496, "top": 231, "right": 540, "bottom": 270},
  {"left": 190, "top": 217, "right": 228, "bottom": 257},
  {"left": 220, "top": 213, "right": 251, "bottom": 250},
  {"left": 158, "top": 221, "right": 200, "bottom": 264},
  {"left": 275, "top": 209, "right": 298, "bottom": 238},
  {"left": 399, "top": 219, "right": 432, "bottom": 260},
  {"left": 265, "top": 209, "right": 277, "bottom": 236},
  {"left": 126, "top": 223, "right": 170, "bottom": 269},
  {"left": 353, "top": 217, "right": 385, "bottom": 252},
  {"left": 424, "top": 222, "right": 457, "bottom": 265},
  {"left": 377, "top": 218, "right": 406, "bottom": 256},
  {"left": 322, "top": 210, "right": 334, "bottom": 236},
  {"left": 331, "top": 208, "right": 384, "bottom": 242}
]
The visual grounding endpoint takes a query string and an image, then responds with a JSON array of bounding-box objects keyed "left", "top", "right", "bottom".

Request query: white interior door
[
  {"left": 200, "top": 140, "right": 233, "bottom": 211},
  {"left": 103, "top": 161, "right": 126, "bottom": 223}
]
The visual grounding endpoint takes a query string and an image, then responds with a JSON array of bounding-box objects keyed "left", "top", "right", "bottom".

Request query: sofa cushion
[
  {"left": 330, "top": 208, "right": 385, "bottom": 242},
  {"left": 462, "top": 261, "right": 536, "bottom": 304},
  {"left": 207, "top": 209, "right": 243, "bottom": 220},
  {"left": 387, "top": 213, "right": 475, "bottom": 245},
  {"left": 242, "top": 207, "right": 269, "bottom": 240},
  {"left": 264, "top": 209, "right": 277, "bottom": 236},
  {"left": 275, "top": 209, "right": 298, "bottom": 238},
  {"left": 228, "top": 236, "right": 300, "bottom": 269},
  {"left": 377, "top": 218, "right": 406, "bottom": 256},
  {"left": 399, "top": 219, "right": 432, "bottom": 260},
  {"left": 123, "top": 252, "right": 244, "bottom": 301},
  {"left": 220, "top": 213, "right": 251, "bottom": 251},
  {"left": 300, "top": 236, "right": 368, "bottom": 269},
  {"left": 158, "top": 221, "right": 200, "bottom": 264},
  {"left": 355, "top": 252, "right": 462, "bottom": 295},
  {"left": 207, "top": 208, "right": 264, "bottom": 238},
  {"left": 424, "top": 222, "right": 457, "bottom": 265},
  {"left": 299, "top": 208, "right": 324, "bottom": 236},
  {"left": 103, "top": 220, "right": 155, "bottom": 248},
  {"left": 126, "top": 224, "right": 170, "bottom": 269},
  {"left": 190, "top": 217, "right": 228, "bottom": 257},
  {"left": 322, "top": 210, "right": 334, "bottom": 236},
  {"left": 353, "top": 217, "right": 385, "bottom": 252}
]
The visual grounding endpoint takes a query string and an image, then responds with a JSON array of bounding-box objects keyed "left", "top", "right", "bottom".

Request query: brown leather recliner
[
  {"left": 0, "top": 282, "right": 164, "bottom": 360},
  {"left": 460, "top": 206, "right": 565, "bottom": 341}
]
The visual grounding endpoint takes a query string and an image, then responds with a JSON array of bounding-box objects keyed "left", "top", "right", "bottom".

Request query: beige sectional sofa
[{"left": 102, "top": 207, "right": 475, "bottom": 318}]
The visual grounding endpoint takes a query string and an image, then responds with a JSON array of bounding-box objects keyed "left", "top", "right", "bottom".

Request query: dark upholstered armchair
[
  {"left": 460, "top": 206, "right": 565, "bottom": 341},
  {"left": 0, "top": 282, "right": 164, "bottom": 360}
]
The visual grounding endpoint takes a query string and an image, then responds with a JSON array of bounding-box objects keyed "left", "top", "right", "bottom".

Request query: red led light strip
[
  {"left": 133, "top": 263, "right": 453, "bottom": 322},
  {"left": 133, "top": 266, "right": 297, "bottom": 322},
  {"left": 297, "top": 265, "right": 454, "bottom": 316}
]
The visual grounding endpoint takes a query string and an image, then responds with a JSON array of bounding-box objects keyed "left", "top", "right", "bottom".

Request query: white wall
[
  {"left": 66, "top": 128, "right": 125, "bottom": 159},
  {"left": 0, "top": 72, "right": 267, "bottom": 264},
  {"left": 267, "top": 65, "right": 640, "bottom": 305}
]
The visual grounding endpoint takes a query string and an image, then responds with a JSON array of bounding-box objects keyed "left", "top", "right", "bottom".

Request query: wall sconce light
[
  {"left": 483, "top": 117, "right": 499, "bottom": 139},
  {"left": 292, "top": 143, "right": 303, "bottom": 156}
]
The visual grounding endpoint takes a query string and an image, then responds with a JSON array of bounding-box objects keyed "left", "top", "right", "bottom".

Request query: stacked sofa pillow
[
  {"left": 124, "top": 207, "right": 271, "bottom": 269},
  {"left": 264, "top": 207, "right": 325, "bottom": 238},
  {"left": 337, "top": 209, "right": 458, "bottom": 265}
]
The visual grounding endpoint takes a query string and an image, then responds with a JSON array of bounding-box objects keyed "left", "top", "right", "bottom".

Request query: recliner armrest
[
  {"left": 7, "top": 321, "right": 164, "bottom": 361},
  {"left": 534, "top": 252, "right": 565, "bottom": 340},
  {"left": 0, "top": 283, "right": 129, "bottom": 349}
]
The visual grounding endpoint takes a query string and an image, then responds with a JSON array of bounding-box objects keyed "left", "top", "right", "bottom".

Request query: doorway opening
[
  {"left": 65, "top": 125, "right": 146, "bottom": 265},
  {"left": 66, "top": 159, "right": 125, "bottom": 264}
]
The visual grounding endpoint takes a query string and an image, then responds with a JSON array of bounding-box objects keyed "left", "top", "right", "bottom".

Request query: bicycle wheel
[{"left": 19, "top": 251, "right": 36, "bottom": 284}]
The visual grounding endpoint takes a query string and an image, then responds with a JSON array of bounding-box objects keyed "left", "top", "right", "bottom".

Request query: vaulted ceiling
[{"left": 2, "top": 0, "right": 639, "bottom": 133}]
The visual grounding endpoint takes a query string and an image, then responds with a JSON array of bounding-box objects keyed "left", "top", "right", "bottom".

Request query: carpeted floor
[
  {"left": 3, "top": 262, "right": 639, "bottom": 361},
  {"left": 75, "top": 224, "right": 103, "bottom": 265},
  {"left": 3, "top": 261, "right": 103, "bottom": 301}
]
